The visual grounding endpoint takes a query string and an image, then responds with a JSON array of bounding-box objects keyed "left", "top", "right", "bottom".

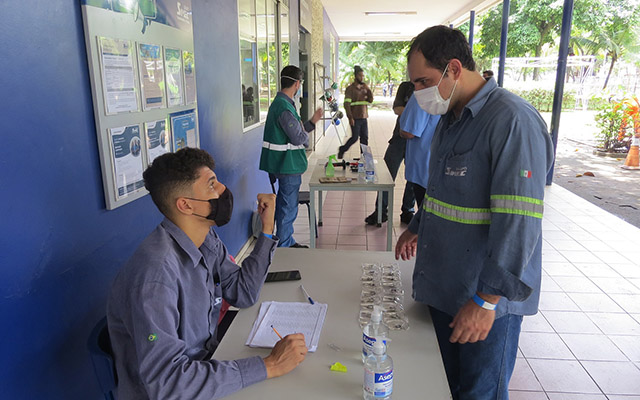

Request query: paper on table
[{"left": 246, "top": 301, "right": 327, "bottom": 352}]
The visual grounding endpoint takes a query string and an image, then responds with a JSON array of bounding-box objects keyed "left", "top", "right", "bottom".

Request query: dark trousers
[
  {"left": 429, "top": 306, "right": 522, "bottom": 400},
  {"left": 339, "top": 118, "right": 368, "bottom": 153},
  {"left": 374, "top": 136, "right": 415, "bottom": 214},
  {"left": 410, "top": 182, "right": 426, "bottom": 209}
]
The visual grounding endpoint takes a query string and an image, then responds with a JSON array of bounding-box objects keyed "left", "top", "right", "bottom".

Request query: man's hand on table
[
  {"left": 264, "top": 333, "right": 308, "bottom": 378},
  {"left": 395, "top": 229, "right": 418, "bottom": 261},
  {"left": 257, "top": 193, "right": 276, "bottom": 235},
  {"left": 449, "top": 293, "right": 500, "bottom": 344}
]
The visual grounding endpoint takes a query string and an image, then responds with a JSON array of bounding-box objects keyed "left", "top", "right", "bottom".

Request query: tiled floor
[{"left": 288, "top": 110, "right": 640, "bottom": 398}]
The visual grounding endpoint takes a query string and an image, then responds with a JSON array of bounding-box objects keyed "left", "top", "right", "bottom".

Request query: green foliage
[
  {"left": 338, "top": 41, "right": 410, "bottom": 89},
  {"left": 511, "top": 89, "right": 576, "bottom": 112},
  {"left": 594, "top": 99, "right": 628, "bottom": 151}
]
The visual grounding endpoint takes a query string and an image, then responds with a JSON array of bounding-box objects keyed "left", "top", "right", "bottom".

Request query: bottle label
[
  {"left": 364, "top": 368, "right": 393, "bottom": 397},
  {"left": 365, "top": 170, "right": 375, "bottom": 182},
  {"left": 362, "top": 333, "right": 386, "bottom": 357}
]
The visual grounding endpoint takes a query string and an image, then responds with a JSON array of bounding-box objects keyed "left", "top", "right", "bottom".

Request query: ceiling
[{"left": 320, "top": 0, "right": 503, "bottom": 42}]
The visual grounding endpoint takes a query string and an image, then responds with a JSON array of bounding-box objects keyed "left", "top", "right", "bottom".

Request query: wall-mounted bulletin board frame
[{"left": 81, "top": 0, "right": 199, "bottom": 210}]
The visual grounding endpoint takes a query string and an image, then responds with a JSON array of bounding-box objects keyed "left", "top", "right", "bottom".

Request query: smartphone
[{"left": 265, "top": 270, "right": 301, "bottom": 282}]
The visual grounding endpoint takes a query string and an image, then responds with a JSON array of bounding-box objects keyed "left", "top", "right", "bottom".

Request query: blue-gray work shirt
[
  {"left": 276, "top": 91, "right": 314, "bottom": 148},
  {"left": 407, "top": 78, "right": 555, "bottom": 319},
  {"left": 107, "top": 218, "right": 278, "bottom": 399}
]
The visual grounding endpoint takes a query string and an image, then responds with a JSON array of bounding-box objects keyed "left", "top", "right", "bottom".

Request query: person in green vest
[{"left": 259, "top": 66, "right": 323, "bottom": 248}]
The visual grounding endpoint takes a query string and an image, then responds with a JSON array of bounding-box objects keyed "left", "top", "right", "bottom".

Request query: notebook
[{"left": 245, "top": 301, "right": 328, "bottom": 352}]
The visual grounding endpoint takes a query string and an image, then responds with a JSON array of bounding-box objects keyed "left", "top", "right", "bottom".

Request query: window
[
  {"left": 239, "top": 0, "right": 259, "bottom": 127},
  {"left": 280, "top": 2, "right": 290, "bottom": 68},
  {"left": 238, "top": 0, "right": 289, "bottom": 129}
]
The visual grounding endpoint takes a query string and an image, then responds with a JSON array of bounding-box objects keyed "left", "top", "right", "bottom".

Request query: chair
[
  {"left": 269, "top": 173, "right": 317, "bottom": 238},
  {"left": 88, "top": 317, "right": 117, "bottom": 400}
]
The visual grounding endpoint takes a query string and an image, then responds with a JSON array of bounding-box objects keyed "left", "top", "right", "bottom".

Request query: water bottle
[
  {"left": 362, "top": 306, "right": 389, "bottom": 362},
  {"left": 363, "top": 339, "right": 393, "bottom": 400}
]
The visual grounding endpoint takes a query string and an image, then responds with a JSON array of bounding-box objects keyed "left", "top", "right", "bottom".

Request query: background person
[
  {"left": 338, "top": 65, "right": 373, "bottom": 159},
  {"left": 259, "top": 65, "right": 322, "bottom": 248},
  {"left": 364, "top": 81, "right": 418, "bottom": 225}
]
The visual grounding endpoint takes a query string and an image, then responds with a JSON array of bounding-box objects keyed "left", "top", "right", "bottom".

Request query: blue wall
[
  {"left": 0, "top": 0, "right": 336, "bottom": 398},
  {"left": 0, "top": 0, "right": 268, "bottom": 398}
]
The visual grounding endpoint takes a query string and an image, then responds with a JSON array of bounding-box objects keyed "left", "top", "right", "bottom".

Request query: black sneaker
[
  {"left": 290, "top": 243, "right": 309, "bottom": 248},
  {"left": 365, "top": 211, "right": 388, "bottom": 225},
  {"left": 337, "top": 148, "right": 345, "bottom": 159},
  {"left": 400, "top": 211, "right": 414, "bottom": 224}
]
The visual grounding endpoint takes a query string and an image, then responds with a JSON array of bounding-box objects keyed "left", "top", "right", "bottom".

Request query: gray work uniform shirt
[
  {"left": 407, "top": 78, "right": 554, "bottom": 319},
  {"left": 107, "top": 218, "right": 278, "bottom": 399},
  {"left": 274, "top": 91, "right": 314, "bottom": 178}
]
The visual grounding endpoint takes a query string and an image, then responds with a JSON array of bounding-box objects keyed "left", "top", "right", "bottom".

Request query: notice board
[{"left": 81, "top": 0, "right": 199, "bottom": 210}]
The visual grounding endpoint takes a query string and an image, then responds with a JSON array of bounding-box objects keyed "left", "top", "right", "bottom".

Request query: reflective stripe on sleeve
[
  {"left": 490, "top": 195, "right": 544, "bottom": 219},
  {"left": 262, "top": 141, "right": 305, "bottom": 151},
  {"left": 422, "top": 195, "right": 491, "bottom": 225},
  {"left": 344, "top": 98, "right": 352, "bottom": 103}
]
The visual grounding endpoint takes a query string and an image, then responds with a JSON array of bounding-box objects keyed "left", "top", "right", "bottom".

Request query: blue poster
[
  {"left": 171, "top": 110, "right": 197, "bottom": 151},
  {"left": 110, "top": 125, "right": 145, "bottom": 197}
]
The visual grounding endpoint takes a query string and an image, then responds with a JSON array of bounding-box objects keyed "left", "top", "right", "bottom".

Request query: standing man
[
  {"left": 260, "top": 65, "right": 322, "bottom": 248},
  {"left": 364, "top": 81, "right": 417, "bottom": 225},
  {"left": 396, "top": 26, "right": 554, "bottom": 399},
  {"left": 399, "top": 89, "right": 440, "bottom": 209},
  {"left": 108, "top": 148, "right": 309, "bottom": 399},
  {"left": 338, "top": 65, "right": 373, "bottom": 159}
]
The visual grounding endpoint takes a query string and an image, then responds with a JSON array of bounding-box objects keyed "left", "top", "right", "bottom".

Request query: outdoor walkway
[{"left": 293, "top": 109, "right": 640, "bottom": 398}]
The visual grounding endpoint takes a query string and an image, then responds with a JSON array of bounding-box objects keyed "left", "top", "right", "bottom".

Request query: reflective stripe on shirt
[
  {"left": 422, "top": 195, "right": 491, "bottom": 225},
  {"left": 349, "top": 101, "right": 369, "bottom": 106},
  {"left": 262, "top": 141, "right": 305, "bottom": 151},
  {"left": 490, "top": 194, "right": 544, "bottom": 219},
  {"left": 421, "top": 194, "right": 544, "bottom": 225}
]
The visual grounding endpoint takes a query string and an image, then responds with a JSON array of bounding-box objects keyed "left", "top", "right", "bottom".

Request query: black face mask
[{"left": 188, "top": 187, "right": 234, "bottom": 226}]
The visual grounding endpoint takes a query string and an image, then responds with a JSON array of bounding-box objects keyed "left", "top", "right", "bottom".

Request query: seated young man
[{"left": 107, "top": 148, "right": 308, "bottom": 399}]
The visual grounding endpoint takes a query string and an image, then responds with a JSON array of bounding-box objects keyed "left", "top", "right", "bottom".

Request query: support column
[
  {"left": 469, "top": 10, "right": 475, "bottom": 53},
  {"left": 498, "top": 0, "right": 510, "bottom": 87},
  {"left": 546, "top": 0, "right": 575, "bottom": 185}
]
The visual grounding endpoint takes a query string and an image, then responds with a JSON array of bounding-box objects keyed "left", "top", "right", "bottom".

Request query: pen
[
  {"left": 300, "top": 284, "right": 315, "bottom": 304},
  {"left": 271, "top": 325, "right": 283, "bottom": 340}
]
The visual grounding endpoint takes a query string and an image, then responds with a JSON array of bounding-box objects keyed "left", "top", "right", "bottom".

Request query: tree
[
  {"left": 338, "top": 41, "right": 410, "bottom": 90},
  {"left": 570, "top": 0, "right": 640, "bottom": 89}
]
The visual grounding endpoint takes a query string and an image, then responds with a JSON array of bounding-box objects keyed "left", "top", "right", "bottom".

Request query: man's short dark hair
[
  {"left": 408, "top": 25, "right": 476, "bottom": 73},
  {"left": 143, "top": 148, "right": 215, "bottom": 217},
  {"left": 354, "top": 65, "right": 363, "bottom": 75},
  {"left": 281, "top": 65, "right": 303, "bottom": 89},
  {"left": 483, "top": 70, "right": 494, "bottom": 77}
]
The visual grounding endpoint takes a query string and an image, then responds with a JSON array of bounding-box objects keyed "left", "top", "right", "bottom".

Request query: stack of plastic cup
[{"left": 359, "top": 263, "right": 409, "bottom": 330}]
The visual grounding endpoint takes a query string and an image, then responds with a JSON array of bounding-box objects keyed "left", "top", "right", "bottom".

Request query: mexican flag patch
[{"left": 520, "top": 169, "right": 532, "bottom": 178}]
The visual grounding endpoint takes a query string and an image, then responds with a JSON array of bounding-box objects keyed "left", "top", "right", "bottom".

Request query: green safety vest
[{"left": 259, "top": 96, "right": 307, "bottom": 175}]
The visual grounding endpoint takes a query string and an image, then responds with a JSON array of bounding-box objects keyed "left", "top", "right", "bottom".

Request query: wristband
[
  {"left": 262, "top": 233, "right": 273, "bottom": 239},
  {"left": 472, "top": 294, "right": 497, "bottom": 310}
]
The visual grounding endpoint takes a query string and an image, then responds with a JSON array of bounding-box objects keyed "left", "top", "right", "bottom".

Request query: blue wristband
[
  {"left": 262, "top": 233, "right": 273, "bottom": 239},
  {"left": 473, "top": 294, "right": 497, "bottom": 310}
]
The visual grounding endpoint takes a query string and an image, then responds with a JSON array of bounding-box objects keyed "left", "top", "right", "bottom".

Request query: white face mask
[{"left": 414, "top": 64, "right": 458, "bottom": 115}]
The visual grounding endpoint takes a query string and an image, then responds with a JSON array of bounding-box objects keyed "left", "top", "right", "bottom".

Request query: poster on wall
[
  {"left": 139, "top": 43, "right": 166, "bottom": 110},
  {"left": 183, "top": 51, "right": 197, "bottom": 104},
  {"left": 109, "top": 124, "right": 146, "bottom": 198},
  {"left": 171, "top": 110, "right": 197, "bottom": 150},
  {"left": 82, "top": 0, "right": 197, "bottom": 209},
  {"left": 98, "top": 37, "right": 139, "bottom": 114},
  {"left": 164, "top": 48, "right": 184, "bottom": 107},
  {"left": 145, "top": 119, "right": 171, "bottom": 164}
]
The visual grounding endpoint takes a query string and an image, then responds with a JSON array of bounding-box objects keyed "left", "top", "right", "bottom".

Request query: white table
[
  {"left": 214, "top": 249, "right": 452, "bottom": 399},
  {"left": 308, "top": 159, "right": 395, "bottom": 250}
]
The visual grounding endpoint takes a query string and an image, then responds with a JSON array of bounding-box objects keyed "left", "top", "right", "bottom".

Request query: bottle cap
[{"left": 371, "top": 305, "right": 383, "bottom": 323}]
